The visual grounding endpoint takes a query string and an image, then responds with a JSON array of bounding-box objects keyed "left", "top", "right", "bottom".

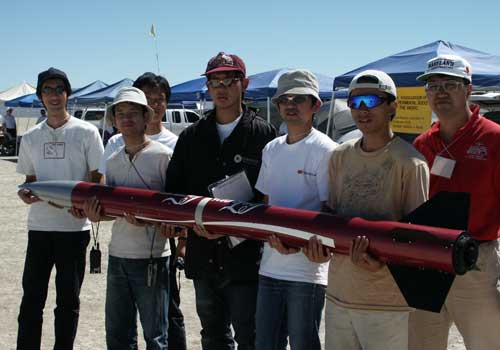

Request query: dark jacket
[{"left": 165, "top": 106, "right": 277, "bottom": 282}]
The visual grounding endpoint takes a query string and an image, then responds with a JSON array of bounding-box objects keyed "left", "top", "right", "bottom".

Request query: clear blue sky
[{"left": 2, "top": 0, "right": 499, "bottom": 91}]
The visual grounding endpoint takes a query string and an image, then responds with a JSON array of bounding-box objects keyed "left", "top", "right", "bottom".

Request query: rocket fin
[
  {"left": 388, "top": 264, "right": 454, "bottom": 313},
  {"left": 402, "top": 191, "right": 470, "bottom": 230}
]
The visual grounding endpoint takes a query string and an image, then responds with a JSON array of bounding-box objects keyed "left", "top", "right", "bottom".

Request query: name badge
[
  {"left": 431, "top": 155, "right": 455, "bottom": 179},
  {"left": 44, "top": 142, "right": 65, "bottom": 159}
]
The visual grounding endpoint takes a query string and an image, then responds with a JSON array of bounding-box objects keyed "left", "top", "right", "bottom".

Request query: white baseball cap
[
  {"left": 106, "top": 87, "right": 155, "bottom": 124},
  {"left": 417, "top": 54, "right": 472, "bottom": 83},
  {"left": 349, "top": 70, "right": 397, "bottom": 98}
]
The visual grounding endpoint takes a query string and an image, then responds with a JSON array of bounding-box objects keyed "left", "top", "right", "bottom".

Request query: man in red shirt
[{"left": 410, "top": 54, "right": 500, "bottom": 350}]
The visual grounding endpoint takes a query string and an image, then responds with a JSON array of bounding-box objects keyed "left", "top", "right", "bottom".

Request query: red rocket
[{"left": 20, "top": 180, "right": 478, "bottom": 312}]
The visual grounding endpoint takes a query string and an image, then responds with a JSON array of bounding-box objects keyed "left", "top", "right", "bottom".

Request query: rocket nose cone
[{"left": 19, "top": 181, "right": 78, "bottom": 208}]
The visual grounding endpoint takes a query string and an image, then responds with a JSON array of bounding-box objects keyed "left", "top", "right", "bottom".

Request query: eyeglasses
[
  {"left": 348, "top": 94, "right": 388, "bottom": 110},
  {"left": 425, "top": 80, "right": 464, "bottom": 93},
  {"left": 276, "top": 95, "right": 309, "bottom": 105},
  {"left": 206, "top": 78, "right": 241, "bottom": 88},
  {"left": 42, "top": 85, "right": 66, "bottom": 96}
]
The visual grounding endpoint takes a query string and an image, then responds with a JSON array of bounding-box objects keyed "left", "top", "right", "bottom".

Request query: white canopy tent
[{"left": 0, "top": 82, "right": 36, "bottom": 102}]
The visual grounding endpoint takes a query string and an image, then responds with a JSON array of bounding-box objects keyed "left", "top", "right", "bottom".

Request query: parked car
[
  {"left": 162, "top": 109, "right": 201, "bottom": 135},
  {"left": 74, "top": 108, "right": 106, "bottom": 133},
  {"left": 470, "top": 92, "right": 500, "bottom": 124}
]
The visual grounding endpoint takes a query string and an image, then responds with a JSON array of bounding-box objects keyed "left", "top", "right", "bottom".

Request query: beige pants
[
  {"left": 325, "top": 300, "right": 409, "bottom": 350},
  {"left": 409, "top": 239, "right": 500, "bottom": 350}
]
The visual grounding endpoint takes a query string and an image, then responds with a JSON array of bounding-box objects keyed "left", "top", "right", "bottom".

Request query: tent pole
[
  {"left": 326, "top": 90, "right": 336, "bottom": 139},
  {"left": 267, "top": 97, "right": 271, "bottom": 123}
]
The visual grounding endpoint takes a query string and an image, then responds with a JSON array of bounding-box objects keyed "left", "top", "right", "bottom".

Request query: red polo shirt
[{"left": 414, "top": 105, "right": 500, "bottom": 241}]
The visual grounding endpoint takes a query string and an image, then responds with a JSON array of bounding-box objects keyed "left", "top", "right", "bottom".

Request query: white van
[
  {"left": 74, "top": 108, "right": 106, "bottom": 132},
  {"left": 162, "top": 109, "right": 201, "bottom": 135}
]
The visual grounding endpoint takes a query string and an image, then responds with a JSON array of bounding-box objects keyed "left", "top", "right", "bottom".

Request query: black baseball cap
[{"left": 36, "top": 67, "right": 72, "bottom": 98}]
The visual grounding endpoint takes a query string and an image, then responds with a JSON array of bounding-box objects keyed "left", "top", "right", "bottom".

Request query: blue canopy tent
[
  {"left": 5, "top": 80, "right": 109, "bottom": 108},
  {"left": 170, "top": 77, "right": 208, "bottom": 103},
  {"left": 327, "top": 40, "right": 500, "bottom": 135},
  {"left": 74, "top": 78, "right": 133, "bottom": 105}
]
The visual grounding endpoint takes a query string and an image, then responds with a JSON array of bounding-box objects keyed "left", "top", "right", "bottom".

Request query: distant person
[
  {"left": 16, "top": 67, "right": 104, "bottom": 349},
  {"left": 82, "top": 87, "right": 173, "bottom": 349},
  {"left": 254, "top": 69, "right": 337, "bottom": 350},
  {"left": 304, "top": 70, "right": 429, "bottom": 350},
  {"left": 99, "top": 72, "right": 188, "bottom": 350},
  {"left": 164, "top": 51, "right": 276, "bottom": 350},
  {"left": 409, "top": 55, "right": 500, "bottom": 350},
  {"left": 2, "top": 107, "right": 17, "bottom": 138},
  {"left": 36, "top": 109, "right": 47, "bottom": 124}
]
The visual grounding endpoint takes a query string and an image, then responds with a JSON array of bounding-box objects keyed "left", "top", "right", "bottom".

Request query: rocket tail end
[{"left": 388, "top": 264, "right": 454, "bottom": 313}]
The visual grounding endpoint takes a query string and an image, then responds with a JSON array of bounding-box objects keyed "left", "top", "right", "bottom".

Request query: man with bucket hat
[
  {"left": 304, "top": 70, "right": 429, "bottom": 350},
  {"left": 253, "top": 69, "right": 337, "bottom": 350},
  {"left": 16, "top": 67, "right": 104, "bottom": 349},
  {"left": 410, "top": 55, "right": 500, "bottom": 350},
  {"left": 164, "top": 52, "right": 276, "bottom": 350},
  {"left": 82, "top": 87, "right": 173, "bottom": 349}
]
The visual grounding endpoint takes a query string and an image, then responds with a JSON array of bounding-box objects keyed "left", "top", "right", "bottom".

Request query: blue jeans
[
  {"left": 255, "top": 275, "right": 326, "bottom": 350},
  {"left": 105, "top": 255, "right": 170, "bottom": 350},
  {"left": 193, "top": 278, "right": 258, "bottom": 350}
]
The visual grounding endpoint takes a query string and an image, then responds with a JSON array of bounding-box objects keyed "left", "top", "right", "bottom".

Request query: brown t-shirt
[{"left": 327, "top": 136, "right": 429, "bottom": 311}]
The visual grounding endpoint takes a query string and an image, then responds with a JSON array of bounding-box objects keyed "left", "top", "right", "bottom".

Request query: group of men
[{"left": 15, "top": 51, "right": 500, "bottom": 350}]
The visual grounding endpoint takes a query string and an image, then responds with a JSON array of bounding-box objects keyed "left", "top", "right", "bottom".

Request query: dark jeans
[
  {"left": 168, "top": 239, "right": 187, "bottom": 350},
  {"left": 17, "top": 230, "right": 90, "bottom": 350},
  {"left": 193, "top": 277, "right": 258, "bottom": 350},
  {"left": 255, "top": 276, "right": 326, "bottom": 350},
  {"left": 105, "top": 256, "right": 170, "bottom": 350}
]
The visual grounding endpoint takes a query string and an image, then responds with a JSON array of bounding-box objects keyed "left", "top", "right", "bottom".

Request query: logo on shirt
[
  {"left": 465, "top": 142, "right": 488, "bottom": 160},
  {"left": 297, "top": 169, "right": 316, "bottom": 176}
]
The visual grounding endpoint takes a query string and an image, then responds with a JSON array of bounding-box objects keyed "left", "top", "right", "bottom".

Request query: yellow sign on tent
[{"left": 391, "top": 87, "right": 432, "bottom": 134}]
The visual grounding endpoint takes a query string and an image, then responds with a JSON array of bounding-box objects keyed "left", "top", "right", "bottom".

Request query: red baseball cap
[{"left": 203, "top": 52, "right": 246, "bottom": 77}]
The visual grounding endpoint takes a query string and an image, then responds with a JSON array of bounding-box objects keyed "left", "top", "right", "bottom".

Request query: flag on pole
[{"left": 150, "top": 24, "right": 156, "bottom": 38}]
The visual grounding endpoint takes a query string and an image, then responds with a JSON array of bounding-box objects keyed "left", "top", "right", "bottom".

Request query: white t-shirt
[
  {"left": 99, "top": 128, "right": 177, "bottom": 174},
  {"left": 16, "top": 116, "right": 104, "bottom": 231},
  {"left": 255, "top": 128, "right": 338, "bottom": 285},
  {"left": 3, "top": 113, "right": 16, "bottom": 129},
  {"left": 106, "top": 140, "right": 172, "bottom": 259},
  {"left": 216, "top": 115, "right": 242, "bottom": 144}
]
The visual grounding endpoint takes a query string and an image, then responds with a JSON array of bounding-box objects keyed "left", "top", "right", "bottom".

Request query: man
[
  {"left": 304, "top": 70, "right": 429, "bottom": 350},
  {"left": 99, "top": 72, "right": 187, "bottom": 350},
  {"left": 409, "top": 54, "right": 500, "bottom": 350},
  {"left": 3, "top": 107, "right": 17, "bottom": 138},
  {"left": 164, "top": 52, "right": 276, "bottom": 350},
  {"left": 254, "top": 69, "right": 337, "bottom": 350},
  {"left": 16, "top": 67, "right": 104, "bottom": 349},
  {"left": 36, "top": 109, "right": 47, "bottom": 124},
  {"left": 83, "top": 87, "right": 172, "bottom": 349}
]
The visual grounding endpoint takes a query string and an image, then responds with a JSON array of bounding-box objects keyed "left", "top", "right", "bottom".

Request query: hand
[
  {"left": 17, "top": 188, "right": 40, "bottom": 204},
  {"left": 268, "top": 234, "right": 299, "bottom": 255},
  {"left": 349, "top": 236, "right": 383, "bottom": 272},
  {"left": 68, "top": 206, "right": 87, "bottom": 219},
  {"left": 159, "top": 224, "right": 188, "bottom": 239},
  {"left": 174, "top": 241, "right": 186, "bottom": 261},
  {"left": 123, "top": 212, "right": 146, "bottom": 227},
  {"left": 193, "top": 225, "right": 224, "bottom": 240},
  {"left": 82, "top": 197, "right": 103, "bottom": 223},
  {"left": 303, "top": 236, "right": 332, "bottom": 263}
]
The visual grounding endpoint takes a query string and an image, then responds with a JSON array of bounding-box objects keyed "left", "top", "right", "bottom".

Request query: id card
[
  {"left": 431, "top": 155, "right": 456, "bottom": 179},
  {"left": 44, "top": 142, "right": 65, "bottom": 159}
]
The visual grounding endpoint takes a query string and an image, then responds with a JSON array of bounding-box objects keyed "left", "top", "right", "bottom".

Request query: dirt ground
[{"left": 0, "top": 159, "right": 465, "bottom": 349}]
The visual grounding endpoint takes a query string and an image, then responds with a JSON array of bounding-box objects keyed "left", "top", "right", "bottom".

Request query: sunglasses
[
  {"left": 425, "top": 80, "right": 464, "bottom": 93},
  {"left": 348, "top": 94, "right": 388, "bottom": 110},
  {"left": 42, "top": 85, "right": 66, "bottom": 96},
  {"left": 206, "top": 77, "right": 241, "bottom": 88},
  {"left": 276, "top": 95, "right": 309, "bottom": 105}
]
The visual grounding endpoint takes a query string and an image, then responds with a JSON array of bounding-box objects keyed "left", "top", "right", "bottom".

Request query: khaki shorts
[{"left": 409, "top": 239, "right": 500, "bottom": 350}]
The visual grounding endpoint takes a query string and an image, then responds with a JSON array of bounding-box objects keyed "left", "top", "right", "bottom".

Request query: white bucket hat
[
  {"left": 417, "top": 54, "right": 472, "bottom": 83},
  {"left": 106, "top": 87, "right": 155, "bottom": 124},
  {"left": 271, "top": 69, "right": 322, "bottom": 105}
]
